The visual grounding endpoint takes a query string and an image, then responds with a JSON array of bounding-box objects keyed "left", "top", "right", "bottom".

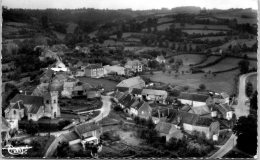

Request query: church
[{"left": 5, "top": 88, "right": 60, "bottom": 122}]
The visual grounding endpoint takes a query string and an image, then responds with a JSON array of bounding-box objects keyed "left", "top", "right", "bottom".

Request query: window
[
  {"left": 13, "top": 110, "right": 16, "bottom": 115},
  {"left": 53, "top": 100, "right": 56, "bottom": 103},
  {"left": 46, "top": 100, "right": 49, "bottom": 104}
]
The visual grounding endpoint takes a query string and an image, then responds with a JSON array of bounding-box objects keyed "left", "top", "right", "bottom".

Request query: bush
[{"left": 199, "top": 84, "right": 206, "bottom": 91}]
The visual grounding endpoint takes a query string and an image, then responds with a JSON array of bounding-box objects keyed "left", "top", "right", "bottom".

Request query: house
[
  {"left": 71, "top": 82, "right": 93, "bottom": 97},
  {"left": 8, "top": 91, "right": 60, "bottom": 121},
  {"left": 169, "top": 110, "right": 220, "bottom": 140},
  {"left": 2, "top": 61, "right": 16, "bottom": 72},
  {"left": 116, "top": 76, "right": 145, "bottom": 90},
  {"left": 127, "top": 100, "right": 152, "bottom": 119},
  {"left": 51, "top": 60, "right": 69, "bottom": 72},
  {"left": 84, "top": 64, "right": 104, "bottom": 78},
  {"left": 86, "top": 89, "right": 101, "bottom": 99},
  {"left": 74, "top": 123, "right": 102, "bottom": 148},
  {"left": 188, "top": 105, "right": 211, "bottom": 116},
  {"left": 124, "top": 60, "right": 143, "bottom": 73},
  {"left": 104, "top": 65, "right": 126, "bottom": 75},
  {"left": 141, "top": 89, "right": 168, "bottom": 104},
  {"left": 2, "top": 117, "right": 11, "bottom": 146},
  {"left": 178, "top": 93, "right": 209, "bottom": 107},
  {"left": 5, "top": 101, "right": 25, "bottom": 121},
  {"left": 155, "top": 122, "right": 183, "bottom": 142},
  {"left": 211, "top": 103, "right": 233, "bottom": 120},
  {"left": 156, "top": 55, "right": 166, "bottom": 64},
  {"left": 61, "top": 80, "right": 77, "bottom": 98},
  {"left": 208, "top": 92, "right": 230, "bottom": 105}
]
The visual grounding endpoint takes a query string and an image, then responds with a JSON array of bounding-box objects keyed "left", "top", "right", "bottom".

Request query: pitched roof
[
  {"left": 180, "top": 105, "right": 192, "bottom": 112},
  {"left": 28, "top": 104, "right": 42, "bottom": 114},
  {"left": 155, "top": 122, "right": 177, "bottom": 134},
  {"left": 117, "top": 76, "right": 145, "bottom": 88},
  {"left": 213, "top": 103, "right": 232, "bottom": 115},
  {"left": 125, "top": 59, "right": 142, "bottom": 67},
  {"left": 85, "top": 64, "right": 103, "bottom": 69},
  {"left": 116, "top": 87, "right": 129, "bottom": 92},
  {"left": 10, "top": 94, "right": 44, "bottom": 106},
  {"left": 12, "top": 101, "right": 26, "bottom": 110},
  {"left": 189, "top": 105, "right": 210, "bottom": 115},
  {"left": 178, "top": 93, "right": 209, "bottom": 102},
  {"left": 131, "top": 88, "right": 143, "bottom": 95},
  {"left": 156, "top": 55, "right": 166, "bottom": 61},
  {"left": 75, "top": 123, "right": 100, "bottom": 135},
  {"left": 141, "top": 89, "right": 168, "bottom": 97}
]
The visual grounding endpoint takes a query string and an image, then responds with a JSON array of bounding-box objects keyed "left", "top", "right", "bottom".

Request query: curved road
[
  {"left": 209, "top": 72, "right": 257, "bottom": 159},
  {"left": 234, "top": 72, "right": 257, "bottom": 118},
  {"left": 43, "top": 95, "right": 112, "bottom": 157}
]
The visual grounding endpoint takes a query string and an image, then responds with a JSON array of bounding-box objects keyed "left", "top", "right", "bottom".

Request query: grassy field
[
  {"left": 194, "top": 56, "right": 219, "bottom": 67},
  {"left": 157, "top": 17, "right": 174, "bottom": 23},
  {"left": 210, "top": 39, "right": 257, "bottom": 51},
  {"left": 78, "top": 77, "right": 118, "bottom": 91},
  {"left": 201, "top": 57, "right": 257, "bottom": 72},
  {"left": 171, "top": 54, "right": 205, "bottom": 65},
  {"left": 144, "top": 70, "right": 239, "bottom": 94}
]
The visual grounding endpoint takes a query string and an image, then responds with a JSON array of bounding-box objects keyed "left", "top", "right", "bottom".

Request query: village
[{"left": 2, "top": 5, "right": 257, "bottom": 159}]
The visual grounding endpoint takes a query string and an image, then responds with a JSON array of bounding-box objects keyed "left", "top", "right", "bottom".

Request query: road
[
  {"left": 209, "top": 134, "right": 237, "bottom": 159},
  {"left": 43, "top": 95, "right": 112, "bottom": 157},
  {"left": 209, "top": 72, "right": 257, "bottom": 159},
  {"left": 87, "top": 95, "right": 112, "bottom": 123},
  {"left": 234, "top": 72, "right": 257, "bottom": 118}
]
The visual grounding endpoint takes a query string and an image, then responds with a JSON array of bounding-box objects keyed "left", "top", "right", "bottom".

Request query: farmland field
[
  {"left": 195, "top": 36, "right": 227, "bottom": 41},
  {"left": 157, "top": 17, "right": 174, "bottom": 24},
  {"left": 194, "top": 56, "right": 219, "bottom": 67},
  {"left": 144, "top": 69, "right": 240, "bottom": 94},
  {"left": 171, "top": 54, "right": 205, "bottom": 65},
  {"left": 182, "top": 29, "right": 227, "bottom": 35},
  {"left": 210, "top": 39, "right": 257, "bottom": 51},
  {"left": 151, "top": 23, "right": 230, "bottom": 32},
  {"left": 201, "top": 57, "right": 257, "bottom": 72}
]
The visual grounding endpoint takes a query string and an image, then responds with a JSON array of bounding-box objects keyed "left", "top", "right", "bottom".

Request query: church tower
[{"left": 43, "top": 91, "right": 60, "bottom": 118}]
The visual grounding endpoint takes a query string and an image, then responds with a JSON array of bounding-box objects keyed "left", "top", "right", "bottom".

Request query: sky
[{"left": 2, "top": 0, "right": 258, "bottom": 10}]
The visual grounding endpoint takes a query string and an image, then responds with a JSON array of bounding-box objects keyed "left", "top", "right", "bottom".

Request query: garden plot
[
  {"left": 202, "top": 57, "right": 257, "bottom": 72},
  {"left": 171, "top": 54, "right": 205, "bottom": 66}
]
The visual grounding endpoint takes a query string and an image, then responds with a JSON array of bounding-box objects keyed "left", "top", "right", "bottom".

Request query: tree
[
  {"left": 41, "top": 15, "right": 49, "bottom": 28},
  {"left": 250, "top": 91, "right": 257, "bottom": 112},
  {"left": 233, "top": 115, "right": 257, "bottom": 155},
  {"left": 238, "top": 60, "right": 250, "bottom": 74},
  {"left": 56, "top": 141, "right": 71, "bottom": 157},
  {"left": 199, "top": 84, "right": 206, "bottom": 91},
  {"left": 245, "top": 82, "right": 253, "bottom": 97},
  {"left": 26, "top": 120, "right": 39, "bottom": 135},
  {"left": 116, "top": 30, "right": 123, "bottom": 39}
]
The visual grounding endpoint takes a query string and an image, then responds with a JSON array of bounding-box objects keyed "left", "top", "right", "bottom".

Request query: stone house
[
  {"left": 155, "top": 121, "right": 183, "bottom": 142},
  {"left": 124, "top": 60, "right": 143, "bottom": 73},
  {"left": 84, "top": 64, "right": 104, "bottom": 78}
]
